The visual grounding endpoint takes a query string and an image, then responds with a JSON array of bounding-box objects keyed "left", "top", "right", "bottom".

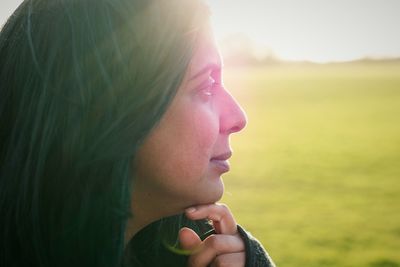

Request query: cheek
[
  {"left": 168, "top": 104, "right": 219, "bottom": 177},
  {"left": 191, "top": 108, "right": 218, "bottom": 154},
  {"left": 135, "top": 102, "right": 219, "bottom": 190}
]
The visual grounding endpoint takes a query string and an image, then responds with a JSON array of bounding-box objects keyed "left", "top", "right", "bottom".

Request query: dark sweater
[
  {"left": 125, "top": 217, "right": 276, "bottom": 267},
  {"left": 237, "top": 225, "right": 275, "bottom": 267}
]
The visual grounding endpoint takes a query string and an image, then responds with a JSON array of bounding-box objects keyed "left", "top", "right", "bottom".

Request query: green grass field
[{"left": 221, "top": 62, "right": 400, "bottom": 267}]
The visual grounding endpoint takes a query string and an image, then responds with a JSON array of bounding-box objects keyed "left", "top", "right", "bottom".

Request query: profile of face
[{"left": 132, "top": 24, "right": 247, "bottom": 217}]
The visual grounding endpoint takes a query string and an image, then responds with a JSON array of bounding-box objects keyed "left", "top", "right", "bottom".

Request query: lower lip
[{"left": 210, "top": 159, "right": 230, "bottom": 173}]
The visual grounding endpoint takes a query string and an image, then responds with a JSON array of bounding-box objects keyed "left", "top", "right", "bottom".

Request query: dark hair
[{"left": 0, "top": 0, "right": 207, "bottom": 266}]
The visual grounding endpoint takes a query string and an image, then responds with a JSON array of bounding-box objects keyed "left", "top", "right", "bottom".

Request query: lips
[
  {"left": 210, "top": 151, "right": 232, "bottom": 173},
  {"left": 210, "top": 151, "right": 232, "bottom": 161}
]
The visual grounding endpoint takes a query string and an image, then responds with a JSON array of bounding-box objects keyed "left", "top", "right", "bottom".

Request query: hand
[{"left": 179, "top": 203, "right": 246, "bottom": 267}]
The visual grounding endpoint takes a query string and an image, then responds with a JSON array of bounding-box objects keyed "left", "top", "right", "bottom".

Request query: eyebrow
[{"left": 189, "top": 63, "right": 220, "bottom": 81}]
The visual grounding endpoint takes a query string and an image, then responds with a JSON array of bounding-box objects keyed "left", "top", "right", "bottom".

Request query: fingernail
[{"left": 185, "top": 207, "right": 196, "bottom": 213}]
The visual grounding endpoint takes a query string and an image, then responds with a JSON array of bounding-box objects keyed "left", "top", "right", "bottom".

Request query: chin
[{"left": 196, "top": 178, "right": 225, "bottom": 205}]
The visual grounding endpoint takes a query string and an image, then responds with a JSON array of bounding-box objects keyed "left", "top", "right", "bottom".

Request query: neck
[{"left": 124, "top": 189, "right": 183, "bottom": 246}]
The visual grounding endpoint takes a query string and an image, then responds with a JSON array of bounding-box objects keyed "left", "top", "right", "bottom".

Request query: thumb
[{"left": 179, "top": 227, "right": 202, "bottom": 252}]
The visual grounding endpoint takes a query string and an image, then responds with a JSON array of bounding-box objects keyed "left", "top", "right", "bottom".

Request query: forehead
[{"left": 187, "top": 25, "right": 222, "bottom": 77}]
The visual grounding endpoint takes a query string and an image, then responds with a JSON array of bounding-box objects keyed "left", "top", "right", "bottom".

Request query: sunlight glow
[{"left": 207, "top": 0, "right": 400, "bottom": 63}]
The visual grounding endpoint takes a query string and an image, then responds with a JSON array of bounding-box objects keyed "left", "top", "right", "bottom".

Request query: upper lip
[{"left": 211, "top": 151, "right": 232, "bottom": 161}]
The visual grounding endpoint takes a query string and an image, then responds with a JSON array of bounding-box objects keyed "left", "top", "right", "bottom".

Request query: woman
[{"left": 0, "top": 0, "right": 275, "bottom": 266}]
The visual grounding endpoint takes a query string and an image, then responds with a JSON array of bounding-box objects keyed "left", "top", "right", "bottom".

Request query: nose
[{"left": 218, "top": 89, "right": 247, "bottom": 135}]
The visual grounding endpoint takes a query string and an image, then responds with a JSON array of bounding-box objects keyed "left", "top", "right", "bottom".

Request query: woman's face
[{"left": 132, "top": 25, "right": 247, "bottom": 215}]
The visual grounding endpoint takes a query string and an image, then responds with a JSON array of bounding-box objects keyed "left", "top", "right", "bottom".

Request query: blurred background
[
  {"left": 207, "top": 1, "right": 400, "bottom": 267},
  {"left": 2, "top": 1, "right": 400, "bottom": 266}
]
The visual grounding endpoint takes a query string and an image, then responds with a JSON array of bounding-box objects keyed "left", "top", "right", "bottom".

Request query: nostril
[
  {"left": 231, "top": 107, "right": 247, "bottom": 133},
  {"left": 229, "top": 125, "right": 242, "bottom": 134},
  {"left": 219, "top": 90, "right": 247, "bottom": 134},
  {"left": 226, "top": 113, "right": 247, "bottom": 134},
  {"left": 235, "top": 115, "right": 247, "bottom": 133}
]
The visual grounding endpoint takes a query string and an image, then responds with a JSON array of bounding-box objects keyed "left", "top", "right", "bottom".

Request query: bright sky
[
  {"left": 2, "top": 0, "right": 400, "bottom": 63},
  {"left": 208, "top": 0, "right": 400, "bottom": 62}
]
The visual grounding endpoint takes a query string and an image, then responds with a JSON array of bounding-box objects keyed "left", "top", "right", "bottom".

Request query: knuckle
[
  {"left": 206, "top": 235, "right": 221, "bottom": 248},
  {"left": 213, "top": 256, "right": 230, "bottom": 267},
  {"left": 218, "top": 203, "right": 230, "bottom": 214},
  {"left": 219, "top": 203, "right": 229, "bottom": 211},
  {"left": 188, "top": 255, "right": 201, "bottom": 267}
]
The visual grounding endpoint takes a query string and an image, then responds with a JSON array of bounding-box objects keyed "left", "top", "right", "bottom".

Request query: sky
[
  {"left": 208, "top": 0, "right": 400, "bottom": 62},
  {"left": 1, "top": 0, "right": 400, "bottom": 63}
]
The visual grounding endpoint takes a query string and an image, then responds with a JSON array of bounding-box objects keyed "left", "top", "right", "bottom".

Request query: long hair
[{"left": 0, "top": 0, "right": 207, "bottom": 266}]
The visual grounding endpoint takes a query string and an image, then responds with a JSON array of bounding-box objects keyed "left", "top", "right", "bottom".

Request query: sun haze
[{"left": 207, "top": 0, "right": 400, "bottom": 63}]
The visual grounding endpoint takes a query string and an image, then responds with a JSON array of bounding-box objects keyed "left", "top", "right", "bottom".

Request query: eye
[
  {"left": 198, "top": 76, "right": 219, "bottom": 99},
  {"left": 203, "top": 77, "right": 216, "bottom": 96}
]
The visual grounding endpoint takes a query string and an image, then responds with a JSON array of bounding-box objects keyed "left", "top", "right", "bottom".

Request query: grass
[{"left": 221, "top": 61, "right": 400, "bottom": 267}]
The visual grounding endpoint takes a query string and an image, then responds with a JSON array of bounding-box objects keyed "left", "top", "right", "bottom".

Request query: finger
[
  {"left": 185, "top": 203, "right": 237, "bottom": 235},
  {"left": 210, "top": 252, "right": 246, "bottom": 267},
  {"left": 179, "top": 227, "right": 202, "bottom": 252},
  {"left": 187, "top": 234, "right": 245, "bottom": 267}
]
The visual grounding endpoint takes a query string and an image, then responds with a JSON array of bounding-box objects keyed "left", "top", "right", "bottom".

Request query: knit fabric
[
  {"left": 126, "top": 219, "right": 276, "bottom": 266},
  {"left": 237, "top": 225, "right": 276, "bottom": 267}
]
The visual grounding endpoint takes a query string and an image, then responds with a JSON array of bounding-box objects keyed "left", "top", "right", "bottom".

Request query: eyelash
[{"left": 199, "top": 76, "right": 220, "bottom": 98}]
